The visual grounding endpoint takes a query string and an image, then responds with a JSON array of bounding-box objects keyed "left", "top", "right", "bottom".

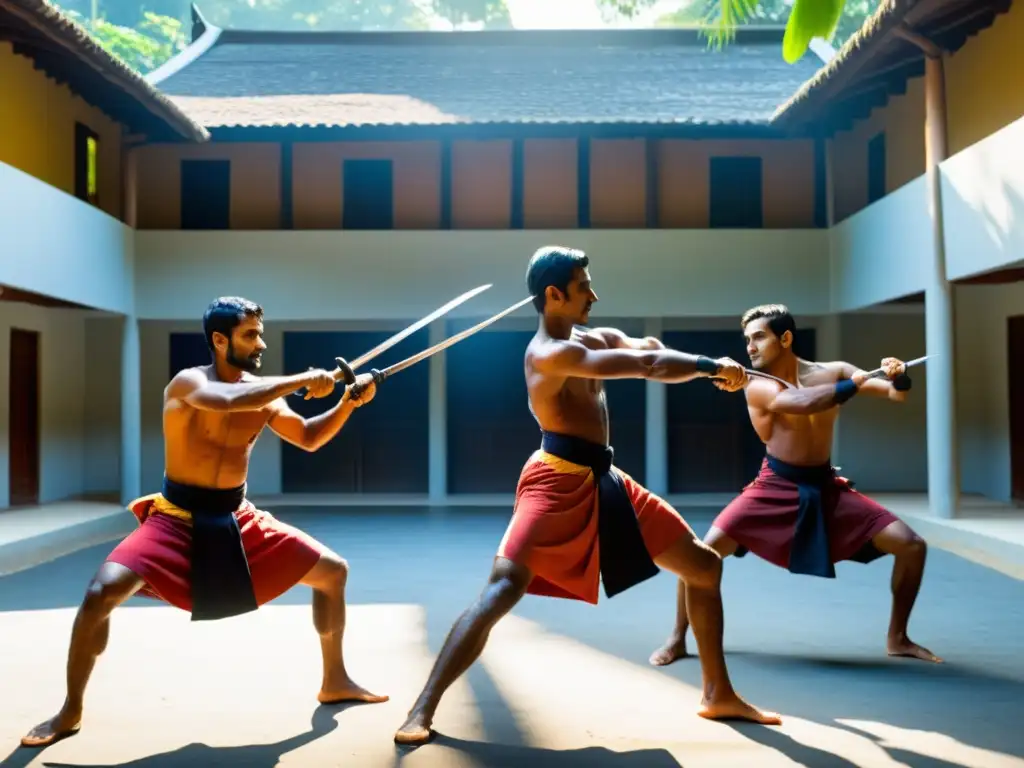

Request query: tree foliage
[
  {"left": 66, "top": 9, "right": 185, "bottom": 73},
  {"left": 609, "top": 0, "right": 877, "bottom": 61},
  {"left": 60, "top": 0, "right": 877, "bottom": 75}
]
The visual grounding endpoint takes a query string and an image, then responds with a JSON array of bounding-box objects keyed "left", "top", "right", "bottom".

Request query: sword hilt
[
  {"left": 349, "top": 368, "right": 386, "bottom": 402},
  {"left": 333, "top": 357, "right": 357, "bottom": 386}
]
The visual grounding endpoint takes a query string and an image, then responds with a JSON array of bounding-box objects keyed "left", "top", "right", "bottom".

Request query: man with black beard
[{"left": 23, "top": 297, "right": 388, "bottom": 749}]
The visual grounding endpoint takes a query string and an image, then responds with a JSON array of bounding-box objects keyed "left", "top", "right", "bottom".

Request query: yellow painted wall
[
  {"left": 945, "top": 1, "right": 1024, "bottom": 155},
  {"left": 658, "top": 139, "right": 817, "bottom": 228},
  {"left": 830, "top": 77, "right": 926, "bottom": 222},
  {"left": 294, "top": 141, "right": 440, "bottom": 229},
  {"left": 0, "top": 42, "right": 123, "bottom": 219},
  {"left": 134, "top": 143, "right": 281, "bottom": 229}
]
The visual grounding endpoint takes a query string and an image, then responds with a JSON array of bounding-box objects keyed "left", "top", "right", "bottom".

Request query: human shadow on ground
[
  {"left": 0, "top": 704, "right": 343, "bottom": 768},
  {"left": 417, "top": 734, "right": 682, "bottom": 768}
]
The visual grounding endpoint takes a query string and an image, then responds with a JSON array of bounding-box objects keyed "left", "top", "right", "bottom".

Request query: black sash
[
  {"left": 162, "top": 477, "right": 259, "bottom": 622},
  {"left": 764, "top": 456, "right": 836, "bottom": 579},
  {"left": 541, "top": 432, "right": 660, "bottom": 598}
]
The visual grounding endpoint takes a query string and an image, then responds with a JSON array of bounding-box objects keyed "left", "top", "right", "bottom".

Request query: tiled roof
[
  {"left": 0, "top": 0, "right": 208, "bottom": 141},
  {"left": 773, "top": 0, "right": 1012, "bottom": 126},
  {"left": 149, "top": 24, "right": 827, "bottom": 129}
]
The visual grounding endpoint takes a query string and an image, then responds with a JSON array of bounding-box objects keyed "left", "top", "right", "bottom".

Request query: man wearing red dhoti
[
  {"left": 22, "top": 297, "right": 388, "bottom": 748},
  {"left": 394, "top": 246, "right": 781, "bottom": 746},
  {"left": 649, "top": 304, "right": 941, "bottom": 668}
]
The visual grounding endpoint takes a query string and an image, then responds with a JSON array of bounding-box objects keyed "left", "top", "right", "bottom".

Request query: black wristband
[
  {"left": 695, "top": 355, "right": 720, "bottom": 375},
  {"left": 833, "top": 378, "right": 858, "bottom": 405},
  {"left": 892, "top": 373, "right": 912, "bottom": 391}
]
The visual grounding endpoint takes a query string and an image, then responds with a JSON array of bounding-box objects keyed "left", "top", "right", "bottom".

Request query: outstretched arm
[
  {"left": 533, "top": 339, "right": 720, "bottom": 384},
  {"left": 745, "top": 371, "right": 872, "bottom": 416},
  {"left": 828, "top": 360, "right": 908, "bottom": 402},
  {"left": 167, "top": 368, "right": 320, "bottom": 412},
  {"left": 589, "top": 327, "right": 665, "bottom": 351},
  {"left": 268, "top": 375, "right": 378, "bottom": 452}
]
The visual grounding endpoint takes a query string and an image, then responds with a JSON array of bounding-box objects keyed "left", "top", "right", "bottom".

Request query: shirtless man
[
  {"left": 394, "top": 246, "right": 780, "bottom": 746},
  {"left": 22, "top": 296, "right": 388, "bottom": 748},
  {"left": 649, "top": 303, "right": 940, "bottom": 668}
]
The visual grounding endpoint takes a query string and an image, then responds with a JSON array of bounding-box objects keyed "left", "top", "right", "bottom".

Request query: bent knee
[
  {"left": 305, "top": 553, "right": 349, "bottom": 590},
  {"left": 686, "top": 543, "right": 723, "bottom": 589},
  {"left": 876, "top": 523, "right": 927, "bottom": 559},
  {"left": 82, "top": 578, "right": 128, "bottom": 615},
  {"left": 897, "top": 533, "right": 927, "bottom": 558}
]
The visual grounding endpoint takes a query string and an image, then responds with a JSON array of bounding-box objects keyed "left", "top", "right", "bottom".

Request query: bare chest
[{"left": 189, "top": 409, "right": 269, "bottom": 448}]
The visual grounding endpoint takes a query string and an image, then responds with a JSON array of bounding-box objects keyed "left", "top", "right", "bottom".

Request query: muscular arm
[
  {"left": 590, "top": 327, "right": 665, "bottom": 351},
  {"left": 746, "top": 377, "right": 845, "bottom": 416},
  {"left": 167, "top": 368, "right": 313, "bottom": 413},
  {"left": 830, "top": 361, "right": 907, "bottom": 403},
  {"left": 534, "top": 339, "right": 710, "bottom": 384},
  {"left": 267, "top": 392, "right": 357, "bottom": 452}
]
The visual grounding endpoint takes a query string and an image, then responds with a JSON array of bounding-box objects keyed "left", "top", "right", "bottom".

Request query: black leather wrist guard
[
  {"left": 833, "top": 378, "right": 859, "bottom": 404},
  {"left": 892, "top": 373, "right": 912, "bottom": 391},
  {"left": 695, "top": 356, "right": 720, "bottom": 375}
]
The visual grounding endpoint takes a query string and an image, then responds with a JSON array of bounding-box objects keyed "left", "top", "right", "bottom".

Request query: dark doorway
[
  {"left": 664, "top": 328, "right": 815, "bottom": 493},
  {"left": 1009, "top": 315, "right": 1024, "bottom": 502},
  {"left": 446, "top": 330, "right": 536, "bottom": 494},
  {"left": 9, "top": 328, "right": 40, "bottom": 506},
  {"left": 169, "top": 332, "right": 210, "bottom": 378},
  {"left": 282, "top": 330, "right": 429, "bottom": 493}
]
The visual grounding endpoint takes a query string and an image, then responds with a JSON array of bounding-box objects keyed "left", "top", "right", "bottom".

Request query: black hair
[
  {"left": 741, "top": 303, "right": 796, "bottom": 341},
  {"left": 202, "top": 296, "right": 263, "bottom": 353},
  {"left": 525, "top": 245, "right": 589, "bottom": 312}
]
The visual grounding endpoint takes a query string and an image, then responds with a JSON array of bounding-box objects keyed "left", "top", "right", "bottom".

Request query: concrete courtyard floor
[{"left": 1, "top": 507, "right": 1023, "bottom": 768}]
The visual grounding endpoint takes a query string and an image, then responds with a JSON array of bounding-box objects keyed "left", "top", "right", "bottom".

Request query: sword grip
[
  {"left": 333, "top": 357, "right": 357, "bottom": 386},
  {"left": 349, "top": 368, "right": 385, "bottom": 401}
]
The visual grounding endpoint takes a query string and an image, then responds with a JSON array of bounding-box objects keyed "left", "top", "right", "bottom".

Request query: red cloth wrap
[
  {"left": 106, "top": 496, "right": 323, "bottom": 611},
  {"left": 497, "top": 451, "right": 690, "bottom": 604},
  {"left": 712, "top": 458, "right": 899, "bottom": 571}
]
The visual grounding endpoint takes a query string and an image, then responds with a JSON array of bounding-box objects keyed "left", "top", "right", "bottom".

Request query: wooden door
[
  {"left": 9, "top": 328, "right": 40, "bottom": 506},
  {"left": 1009, "top": 316, "right": 1024, "bottom": 502}
]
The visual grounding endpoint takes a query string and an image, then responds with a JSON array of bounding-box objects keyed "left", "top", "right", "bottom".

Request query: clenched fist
[
  {"left": 302, "top": 368, "right": 336, "bottom": 400},
  {"left": 347, "top": 374, "right": 378, "bottom": 408},
  {"left": 880, "top": 357, "right": 906, "bottom": 379},
  {"left": 712, "top": 356, "right": 749, "bottom": 393}
]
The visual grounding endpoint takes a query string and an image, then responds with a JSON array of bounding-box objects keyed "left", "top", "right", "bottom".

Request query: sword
[
  {"left": 346, "top": 295, "right": 534, "bottom": 400},
  {"left": 863, "top": 354, "right": 929, "bottom": 378},
  {"left": 741, "top": 355, "right": 930, "bottom": 390},
  {"left": 296, "top": 283, "right": 492, "bottom": 398}
]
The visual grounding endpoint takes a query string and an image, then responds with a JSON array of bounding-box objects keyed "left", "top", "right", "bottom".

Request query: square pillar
[
  {"left": 428, "top": 319, "right": 447, "bottom": 502},
  {"left": 923, "top": 53, "right": 959, "bottom": 519},
  {"left": 120, "top": 316, "right": 142, "bottom": 504},
  {"left": 644, "top": 317, "right": 668, "bottom": 496}
]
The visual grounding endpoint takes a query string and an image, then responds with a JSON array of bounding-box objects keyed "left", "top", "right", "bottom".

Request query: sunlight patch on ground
[
  {"left": 836, "top": 719, "right": 1024, "bottom": 768},
  {"left": 0, "top": 604, "right": 486, "bottom": 767},
  {"left": 478, "top": 614, "right": 973, "bottom": 768}
]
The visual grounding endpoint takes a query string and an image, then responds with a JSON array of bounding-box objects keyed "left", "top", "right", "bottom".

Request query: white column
[
  {"left": 923, "top": 53, "right": 959, "bottom": 520},
  {"left": 428, "top": 318, "right": 447, "bottom": 502},
  {"left": 120, "top": 315, "right": 142, "bottom": 504},
  {"left": 644, "top": 317, "right": 668, "bottom": 496}
]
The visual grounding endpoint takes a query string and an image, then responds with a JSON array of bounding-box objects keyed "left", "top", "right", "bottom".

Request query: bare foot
[
  {"left": 317, "top": 678, "right": 389, "bottom": 705},
  {"left": 21, "top": 708, "right": 82, "bottom": 748},
  {"left": 888, "top": 637, "right": 943, "bottom": 663},
  {"left": 394, "top": 711, "right": 433, "bottom": 745},
  {"left": 649, "top": 635, "right": 689, "bottom": 667},
  {"left": 698, "top": 693, "right": 782, "bottom": 725}
]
